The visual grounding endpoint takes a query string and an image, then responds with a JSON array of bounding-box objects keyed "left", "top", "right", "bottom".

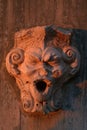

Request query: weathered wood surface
[{"left": 0, "top": 0, "right": 87, "bottom": 130}]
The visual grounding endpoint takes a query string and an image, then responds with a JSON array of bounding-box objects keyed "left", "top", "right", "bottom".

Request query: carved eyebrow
[
  {"left": 29, "top": 52, "right": 41, "bottom": 61},
  {"left": 43, "top": 53, "right": 61, "bottom": 62},
  {"left": 42, "top": 53, "right": 51, "bottom": 62}
]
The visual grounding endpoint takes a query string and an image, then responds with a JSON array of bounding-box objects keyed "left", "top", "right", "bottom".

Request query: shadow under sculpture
[{"left": 6, "top": 26, "right": 80, "bottom": 114}]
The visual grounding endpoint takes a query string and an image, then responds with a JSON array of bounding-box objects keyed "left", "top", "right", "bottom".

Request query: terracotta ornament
[{"left": 6, "top": 26, "right": 80, "bottom": 114}]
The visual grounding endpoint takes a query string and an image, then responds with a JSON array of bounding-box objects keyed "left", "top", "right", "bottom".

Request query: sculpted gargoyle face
[{"left": 6, "top": 26, "right": 80, "bottom": 114}]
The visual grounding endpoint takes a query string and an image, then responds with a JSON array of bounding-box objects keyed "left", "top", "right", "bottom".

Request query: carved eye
[
  {"left": 48, "top": 61, "right": 57, "bottom": 66},
  {"left": 47, "top": 56, "right": 61, "bottom": 66},
  {"left": 43, "top": 47, "right": 62, "bottom": 66}
]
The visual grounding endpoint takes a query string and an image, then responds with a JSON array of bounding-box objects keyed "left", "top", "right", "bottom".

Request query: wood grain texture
[{"left": 0, "top": 0, "right": 87, "bottom": 130}]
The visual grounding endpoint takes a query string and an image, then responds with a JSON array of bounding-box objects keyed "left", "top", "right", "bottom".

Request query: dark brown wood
[{"left": 0, "top": 0, "right": 87, "bottom": 130}]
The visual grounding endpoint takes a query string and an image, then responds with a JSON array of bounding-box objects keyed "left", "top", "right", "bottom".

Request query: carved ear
[
  {"left": 6, "top": 48, "right": 24, "bottom": 76},
  {"left": 62, "top": 46, "right": 80, "bottom": 75}
]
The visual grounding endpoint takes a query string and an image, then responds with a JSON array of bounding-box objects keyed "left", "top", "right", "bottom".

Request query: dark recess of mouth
[{"left": 35, "top": 80, "right": 47, "bottom": 92}]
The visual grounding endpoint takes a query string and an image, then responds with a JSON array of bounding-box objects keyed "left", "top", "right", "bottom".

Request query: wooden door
[{"left": 0, "top": 0, "right": 87, "bottom": 130}]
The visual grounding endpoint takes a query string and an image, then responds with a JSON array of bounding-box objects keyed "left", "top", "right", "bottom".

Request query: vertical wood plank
[
  {"left": 0, "top": 0, "right": 87, "bottom": 130},
  {"left": 0, "top": 0, "right": 21, "bottom": 130},
  {"left": 13, "top": 0, "right": 25, "bottom": 31},
  {"left": 21, "top": 111, "right": 65, "bottom": 130}
]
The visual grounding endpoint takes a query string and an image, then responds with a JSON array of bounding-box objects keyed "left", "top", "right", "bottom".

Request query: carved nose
[
  {"left": 34, "top": 80, "right": 47, "bottom": 92},
  {"left": 39, "top": 69, "right": 48, "bottom": 76},
  {"left": 38, "top": 63, "right": 48, "bottom": 76}
]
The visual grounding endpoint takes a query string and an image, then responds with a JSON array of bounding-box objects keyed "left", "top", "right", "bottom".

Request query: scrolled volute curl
[
  {"left": 62, "top": 46, "right": 77, "bottom": 63},
  {"left": 9, "top": 48, "right": 24, "bottom": 65}
]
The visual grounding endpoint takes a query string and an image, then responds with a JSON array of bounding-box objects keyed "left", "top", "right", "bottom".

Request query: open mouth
[{"left": 34, "top": 80, "right": 47, "bottom": 92}]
